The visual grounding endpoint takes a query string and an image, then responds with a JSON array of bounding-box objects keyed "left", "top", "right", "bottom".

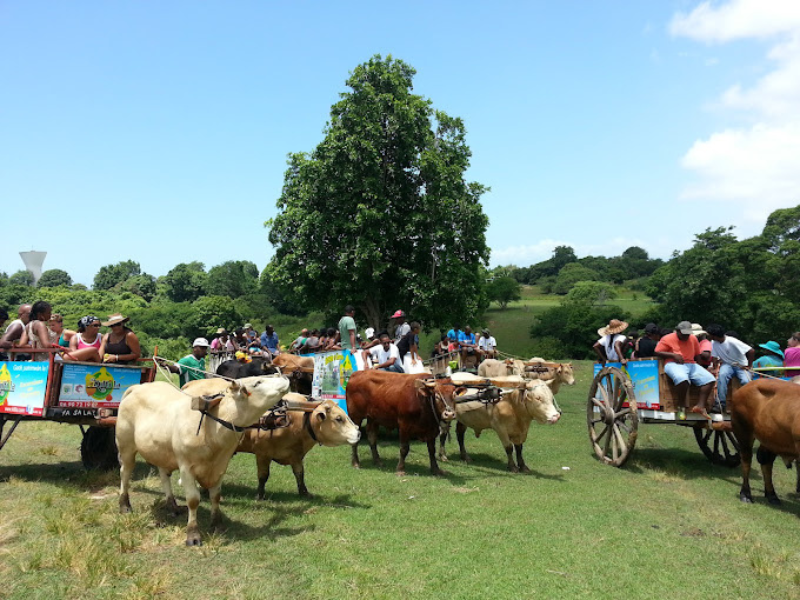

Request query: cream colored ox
[
  {"left": 237, "top": 393, "right": 360, "bottom": 499},
  {"left": 439, "top": 373, "right": 560, "bottom": 472},
  {"left": 477, "top": 358, "right": 575, "bottom": 394},
  {"left": 116, "top": 375, "right": 290, "bottom": 546}
]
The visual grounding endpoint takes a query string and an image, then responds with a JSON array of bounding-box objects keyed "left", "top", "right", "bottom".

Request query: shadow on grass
[
  {"left": 0, "top": 459, "right": 149, "bottom": 490},
  {"left": 445, "top": 451, "right": 567, "bottom": 482},
  {"left": 146, "top": 498, "right": 314, "bottom": 542}
]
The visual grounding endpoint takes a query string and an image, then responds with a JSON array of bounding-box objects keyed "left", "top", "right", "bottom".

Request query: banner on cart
[
  {"left": 58, "top": 364, "right": 141, "bottom": 408},
  {"left": 0, "top": 361, "right": 49, "bottom": 416},
  {"left": 593, "top": 360, "right": 661, "bottom": 410},
  {"left": 310, "top": 349, "right": 358, "bottom": 411}
]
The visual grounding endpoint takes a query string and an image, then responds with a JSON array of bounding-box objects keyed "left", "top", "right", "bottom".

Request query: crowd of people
[
  {"left": 0, "top": 302, "right": 142, "bottom": 364},
  {"left": 593, "top": 318, "right": 800, "bottom": 415}
]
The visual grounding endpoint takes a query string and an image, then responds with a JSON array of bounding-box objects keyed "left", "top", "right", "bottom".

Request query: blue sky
[{"left": 2, "top": 1, "right": 799, "bottom": 286}]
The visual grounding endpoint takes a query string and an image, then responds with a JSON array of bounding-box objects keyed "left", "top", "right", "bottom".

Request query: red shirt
[{"left": 655, "top": 333, "right": 700, "bottom": 364}]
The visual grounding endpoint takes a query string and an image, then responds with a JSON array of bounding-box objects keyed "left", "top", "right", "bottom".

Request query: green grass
[
  {"left": 478, "top": 285, "right": 656, "bottom": 359},
  {"left": 2, "top": 362, "right": 800, "bottom": 599}
]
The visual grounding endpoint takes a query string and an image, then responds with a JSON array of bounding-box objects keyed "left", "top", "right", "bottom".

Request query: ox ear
[{"left": 229, "top": 381, "right": 243, "bottom": 397}]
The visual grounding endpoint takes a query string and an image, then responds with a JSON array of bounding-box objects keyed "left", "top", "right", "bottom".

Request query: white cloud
[
  {"left": 671, "top": 1, "right": 800, "bottom": 218},
  {"left": 670, "top": 0, "right": 800, "bottom": 42}
]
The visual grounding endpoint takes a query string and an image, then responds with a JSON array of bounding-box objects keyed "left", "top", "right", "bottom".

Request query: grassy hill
[{"left": 473, "top": 285, "right": 655, "bottom": 360}]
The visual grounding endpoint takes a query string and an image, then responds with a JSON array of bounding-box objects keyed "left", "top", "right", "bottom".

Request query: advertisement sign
[
  {"left": 0, "top": 361, "right": 49, "bottom": 417},
  {"left": 593, "top": 359, "right": 661, "bottom": 410},
  {"left": 310, "top": 349, "right": 358, "bottom": 411},
  {"left": 58, "top": 364, "right": 142, "bottom": 408}
]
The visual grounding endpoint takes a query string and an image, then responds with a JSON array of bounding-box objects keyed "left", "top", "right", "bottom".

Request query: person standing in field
[{"left": 338, "top": 306, "right": 357, "bottom": 352}]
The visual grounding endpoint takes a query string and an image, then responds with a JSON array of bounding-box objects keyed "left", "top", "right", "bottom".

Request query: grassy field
[
  {"left": 2, "top": 361, "right": 800, "bottom": 599},
  {"left": 477, "top": 285, "right": 656, "bottom": 359}
]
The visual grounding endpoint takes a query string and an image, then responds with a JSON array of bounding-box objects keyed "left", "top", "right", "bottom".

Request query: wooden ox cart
[
  {"left": 0, "top": 348, "right": 156, "bottom": 470},
  {"left": 588, "top": 359, "right": 743, "bottom": 468}
]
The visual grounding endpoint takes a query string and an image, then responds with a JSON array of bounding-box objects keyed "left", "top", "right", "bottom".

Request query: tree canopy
[
  {"left": 93, "top": 260, "right": 141, "bottom": 290},
  {"left": 267, "top": 55, "right": 490, "bottom": 329},
  {"left": 38, "top": 269, "right": 72, "bottom": 288}
]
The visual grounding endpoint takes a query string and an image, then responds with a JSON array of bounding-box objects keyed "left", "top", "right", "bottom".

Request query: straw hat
[
  {"left": 216, "top": 327, "right": 228, "bottom": 335},
  {"left": 597, "top": 319, "right": 628, "bottom": 337},
  {"left": 102, "top": 313, "right": 129, "bottom": 327}
]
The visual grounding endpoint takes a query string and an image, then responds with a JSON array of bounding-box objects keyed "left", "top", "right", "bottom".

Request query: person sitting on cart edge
[
  {"left": 593, "top": 319, "right": 629, "bottom": 365},
  {"left": 706, "top": 324, "right": 754, "bottom": 411},
  {"left": 0, "top": 304, "right": 31, "bottom": 360},
  {"left": 654, "top": 321, "right": 715, "bottom": 416},
  {"left": 634, "top": 323, "right": 660, "bottom": 358},
  {"left": 158, "top": 338, "right": 210, "bottom": 387}
]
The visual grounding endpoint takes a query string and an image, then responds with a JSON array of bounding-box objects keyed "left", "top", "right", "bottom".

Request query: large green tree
[
  {"left": 267, "top": 55, "right": 490, "bottom": 329},
  {"left": 93, "top": 260, "right": 141, "bottom": 290},
  {"left": 38, "top": 269, "right": 72, "bottom": 288},
  {"left": 206, "top": 260, "right": 259, "bottom": 299},
  {"left": 163, "top": 262, "right": 207, "bottom": 303}
]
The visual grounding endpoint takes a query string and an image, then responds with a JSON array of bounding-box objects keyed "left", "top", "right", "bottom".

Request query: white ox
[
  {"left": 478, "top": 358, "right": 575, "bottom": 394},
  {"left": 116, "top": 375, "right": 289, "bottom": 546},
  {"left": 440, "top": 373, "right": 561, "bottom": 472}
]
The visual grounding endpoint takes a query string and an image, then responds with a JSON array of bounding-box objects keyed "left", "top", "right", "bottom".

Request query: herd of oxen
[{"left": 114, "top": 353, "right": 800, "bottom": 546}]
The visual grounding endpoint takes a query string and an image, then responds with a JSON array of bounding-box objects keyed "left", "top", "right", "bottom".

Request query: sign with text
[
  {"left": 0, "top": 361, "right": 49, "bottom": 417},
  {"left": 593, "top": 360, "right": 661, "bottom": 410},
  {"left": 310, "top": 349, "right": 358, "bottom": 411},
  {"left": 58, "top": 364, "right": 142, "bottom": 408}
]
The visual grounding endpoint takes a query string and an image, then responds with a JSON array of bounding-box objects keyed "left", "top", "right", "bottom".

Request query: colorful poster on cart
[
  {"left": 310, "top": 350, "right": 358, "bottom": 411},
  {"left": 593, "top": 360, "right": 661, "bottom": 410},
  {"left": 58, "top": 364, "right": 141, "bottom": 408},
  {"left": 0, "top": 361, "right": 49, "bottom": 416}
]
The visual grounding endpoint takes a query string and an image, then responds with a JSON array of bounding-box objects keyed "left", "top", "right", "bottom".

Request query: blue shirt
[
  {"left": 446, "top": 329, "right": 468, "bottom": 342},
  {"left": 261, "top": 331, "right": 279, "bottom": 351}
]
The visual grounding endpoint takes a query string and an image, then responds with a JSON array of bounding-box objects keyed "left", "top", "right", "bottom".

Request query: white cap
[
  {"left": 192, "top": 337, "right": 210, "bottom": 347},
  {"left": 365, "top": 327, "right": 375, "bottom": 339}
]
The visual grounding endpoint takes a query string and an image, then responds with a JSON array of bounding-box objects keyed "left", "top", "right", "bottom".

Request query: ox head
[
  {"left": 557, "top": 363, "right": 575, "bottom": 385},
  {"left": 231, "top": 375, "right": 290, "bottom": 414},
  {"left": 522, "top": 380, "right": 561, "bottom": 425},
  {"left": 414, "top": 378, "right": 457, "bottom": 422},
  {"left": 312, "top": 400, "right": 361, "bottom": 446}
]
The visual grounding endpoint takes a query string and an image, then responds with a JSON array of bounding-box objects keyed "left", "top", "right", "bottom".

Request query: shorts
[{"left": 664, "top": 362, "right": 715, "bottom": 387}]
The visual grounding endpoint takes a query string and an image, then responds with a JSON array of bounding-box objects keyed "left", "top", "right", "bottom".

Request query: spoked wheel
[
  {"left": 587, "top": 366, "right": 638, "bottom": 467},
  {"left": 80, "top": 426, "right": 119, "bottom": 471},
  {"left": 693, "top": 425, "right": 740, "bottom": 468}
]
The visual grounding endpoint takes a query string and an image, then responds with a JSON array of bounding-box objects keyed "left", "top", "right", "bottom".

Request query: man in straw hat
[
  {"left": 655, "top": 321, "right": 716, "bottom": 415},
  {"left": 593, "top": 319, "right": 629, "bottom": 365}
]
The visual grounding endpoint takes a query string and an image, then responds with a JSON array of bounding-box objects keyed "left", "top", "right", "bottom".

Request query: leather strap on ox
[{"left": 193, "top": 398, "right": 290, "bottom": 436}]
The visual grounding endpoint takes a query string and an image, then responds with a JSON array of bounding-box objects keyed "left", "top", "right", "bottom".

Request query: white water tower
[{"left": 20, "top": 251, "right": 47, "bottom": 285}]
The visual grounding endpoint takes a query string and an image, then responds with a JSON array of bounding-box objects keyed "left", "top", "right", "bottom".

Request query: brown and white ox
[
  {"left": 730, "top": 378, "right": 800, "bottom": 505},
  {"left": 237, "top": 393, "right": 361, "bottom": 498},
  {"left": 272, "top": 354, "right": 314, "bottom": 395},
  {"left": 116, "top": 375, "right": 289, "bottom": 546},
  {"left": 441, "top": 373, "right": 561, "bottom": 472},
  {"left": 345, "top": 370, "right": 459, "bottom": 476}
]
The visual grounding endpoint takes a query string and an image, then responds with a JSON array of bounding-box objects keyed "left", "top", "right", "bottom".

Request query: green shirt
[
  {"left": 177, "top": 354, "right": 206, "bottom": 387},
  {"left": 338, "top": 315, "right": 356, "bottom": 350}
]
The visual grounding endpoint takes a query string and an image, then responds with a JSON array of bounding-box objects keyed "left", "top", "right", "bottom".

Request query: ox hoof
[
  {"left": 766, "top": 493, "right": 782, "bottom": 506},
  {"left": 351, "top": 462, "right": 361, "bottom": 470},
  {"left": 460, "top": 455, "right": 472, "bottom": 464},
  {"left": 438, "top": 455, "right": 449, "bottom": 462},
  {"left": 185, "top": 532, "right": 203, "bottom": 547},
  {"left": 395, "top": 471, "right": 407, "bottom": 477},
  {"left": 519, "top": 466, "right": 532, "bottom": 474},
  {"left": 508, "top": 465, "right": 520, "bottom": 474},
  {"left": 740, "top": 494, "right": 754, "bottom": 504},
  {"left": 432, "top": 469, "right": 447, "bottom": 477}
]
